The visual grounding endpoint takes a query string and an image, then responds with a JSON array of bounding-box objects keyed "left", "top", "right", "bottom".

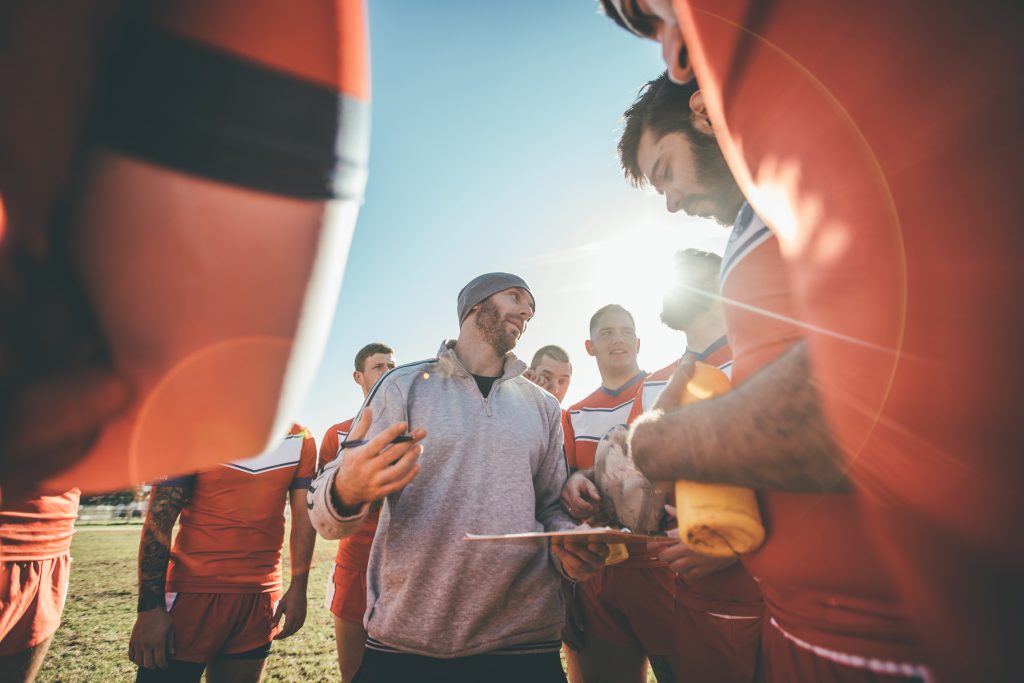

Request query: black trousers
[{"left": 352, "top": 648, "right": 568, "bottom": 683}]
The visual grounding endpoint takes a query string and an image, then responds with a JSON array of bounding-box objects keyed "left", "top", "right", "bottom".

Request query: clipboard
[{"left": 464, "top": 527, "right": 670, "bottom": 544}]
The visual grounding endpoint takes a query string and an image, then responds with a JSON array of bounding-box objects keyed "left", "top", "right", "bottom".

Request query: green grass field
[
  {"left": 39, "top": 524, "right": 341, "bottom": 682},
  {"left": 39, "top": 525, "right": 657, "bottom": 682}
]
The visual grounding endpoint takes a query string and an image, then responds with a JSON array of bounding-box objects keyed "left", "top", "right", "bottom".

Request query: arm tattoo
[{"left": 137, "top": 485, "right": 189, "bottom": 612}]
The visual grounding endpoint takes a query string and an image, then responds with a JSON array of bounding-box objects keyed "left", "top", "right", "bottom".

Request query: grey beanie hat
[{"left": 457, "top": 272, "right": 535, "bottom": 325}]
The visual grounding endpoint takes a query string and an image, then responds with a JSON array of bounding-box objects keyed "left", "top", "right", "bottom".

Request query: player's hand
[
  {"left": 332, "top": 408, "right": 427, "bottom": 510},
  {"left": 551, "top": 540, "right": 609, "bottom": 582},
  {"left": 523, "top": 367, "right": 555, "bottom": 395},
  {"left": 560, "top": 472, "right": 601, "bottom": 520},
  {"left": 272, "top": 583, "right": 308, "bottom": 639},
  {"left": 646, "top": 505, "right": 737, "bottom": 581},
  {"left": 128, "top": 607, "right": 175, "bottom": 669}
]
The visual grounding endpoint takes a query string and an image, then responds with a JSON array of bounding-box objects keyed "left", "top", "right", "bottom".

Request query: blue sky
[{"left": 298, "top": 0, "right": 727, "bottom": 439}]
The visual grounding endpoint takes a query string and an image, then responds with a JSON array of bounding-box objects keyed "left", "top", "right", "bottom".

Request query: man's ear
[
  {"left": 585, "top": 339, "right": 597, "bottom": 357},
  {"left": 353, "top": 370, "right": 363, "bottom": 387},
  {"left": 689, "top": 90, "right": 714, "bottom": 137},
  {"left": 635, "top": 338, "right": 641, "bottom": 355}
]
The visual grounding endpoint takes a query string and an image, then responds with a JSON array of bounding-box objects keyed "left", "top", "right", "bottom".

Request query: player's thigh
[
  {"left": 206, "top": 648, "right": 269, "bottom": 683},
  {"left": 333, "top": 615, "right": 367, "bottom": 682},
  {"left": 0, "top": 636, "right": 53, "bottom": 683}
]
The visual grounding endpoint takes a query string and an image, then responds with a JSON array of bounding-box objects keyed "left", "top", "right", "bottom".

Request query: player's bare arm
[
  {"left": 630, "top": 341, "right": 848, "bottom": 492},
  {"left": 129, "top": 484, "right": 189, "bottom": 670},
  {"left": 273, "top": 487, "right": 317, "bottom": 639}
]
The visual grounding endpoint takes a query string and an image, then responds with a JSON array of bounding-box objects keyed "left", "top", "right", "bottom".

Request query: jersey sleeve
[
  {"left": 561, "top": 409, "right": 578, "bottom": 471},
  {"left": 318, "top": 427, "right": 340, "bottom": 470},
  {"left": 291, "top": 428, "right": 317, "bottom": 489}
]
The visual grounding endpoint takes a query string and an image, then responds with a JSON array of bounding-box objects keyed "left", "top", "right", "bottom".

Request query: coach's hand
[
  {"left": 551, "top": 540, "right": 609, "bottom": 582},
  {"left": 129, "top": 607, "right": 175, "bottom": 669},
  {"left": 646, "top": 505, "right": 737, "bottom": 581},
  {"left": 332, "top": 408, "right": 427, "bottom": 511},
  {"left": 272, "top": 583, "right": 308, "bottom": 639},
  {"left": 560, "top": 471, "right": 601, "bottom": 520}
]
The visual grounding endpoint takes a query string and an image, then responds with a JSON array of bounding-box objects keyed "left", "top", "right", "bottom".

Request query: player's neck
[
  {"left": 599, "top": 364, "right": 642, "bottom": 392},
  {"left": 684, "top": 313, "right": 726, "bottom": 355}
]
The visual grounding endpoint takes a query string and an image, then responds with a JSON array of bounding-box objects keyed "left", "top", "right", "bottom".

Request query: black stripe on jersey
[
  {"left": 95, "top": 26, "right": 369, "bottom": 201},
  {"left": 569, "top": 400, "right": 636, "bottom": 415},
  {"left": 721, "top": 225, "right": 771, "bottom": 283},
  {"left": 222, "top": 459, "right": 302, "bottom": 475},
  {"left": 290, "top": 477, "right": 312, "bottom": 490}
]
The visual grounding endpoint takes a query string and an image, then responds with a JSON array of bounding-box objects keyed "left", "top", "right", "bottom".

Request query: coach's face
[{"left": 474, "top": 288, "right": 535, "bottom": 356}]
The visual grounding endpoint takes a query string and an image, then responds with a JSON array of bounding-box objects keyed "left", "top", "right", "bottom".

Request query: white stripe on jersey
[
  {"left": 721, "top": 203, "right": 773, "bottom": 285},
  {"left": 639, "top": 363, "right": 733, "bottom": 414},
  {"left": 223, "top": 433, "right": 303, "bottom": 474},
  {"left": 569, "top": 400, "right": 635, "bottom": 442}
]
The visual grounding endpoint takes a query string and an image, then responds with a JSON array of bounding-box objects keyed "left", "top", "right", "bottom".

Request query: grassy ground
[
  {"left": 40, "top": 526, "right": 658, "bottom": 682},
  {"left": 39, "top": 524, "right": 340, "bottom": 682}
]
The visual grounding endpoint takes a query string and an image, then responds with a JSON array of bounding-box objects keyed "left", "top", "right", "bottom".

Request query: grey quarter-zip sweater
[{"left": 309, "top": 340, "right": 575, "bottom": 658}]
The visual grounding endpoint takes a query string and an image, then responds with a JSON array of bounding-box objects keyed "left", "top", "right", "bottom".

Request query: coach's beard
[{"left": 475, "top": 300, "right": 519, "bottom": 356}]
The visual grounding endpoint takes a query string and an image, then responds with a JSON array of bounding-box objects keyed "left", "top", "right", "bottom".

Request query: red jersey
[
  {"left": 564, "top": 371, "right": 646, "bottom": 471},
  {"left": 628, "top": 337, "right": 731, "bottom": 422},
  {"left": 630, "top": 342, "right": 762, "bottom": 615},
  {"left": 319, "top": 419, "right": 380, "bottom": 568},
  {"left": 723, "top": 210, "right": 922, "bottom": 663},
  {"left": 0, "top": 489, "right": 80, "bottom": 562},
  {"left": 165, "top": 424, "right": 316, "bottom": 593},
  {"left": 677, "top": 3, "right": 1024, "bottom": 678}
]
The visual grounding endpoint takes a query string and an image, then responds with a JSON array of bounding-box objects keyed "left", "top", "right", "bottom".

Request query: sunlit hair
[
  {"left": 674, "top": 248, "right": 721, "bottom": 283},
  {"left": 618, "top": 72, "right": 705, "bottom": 188},
  {"left": 589, "top": 304, "right": 636, "bottom": 338},
  {"left": 354, "top": 342, "right": 394, "bottom": 372},
  {"left": 531, "top": 344, "right": 572, "bottom": 372}
]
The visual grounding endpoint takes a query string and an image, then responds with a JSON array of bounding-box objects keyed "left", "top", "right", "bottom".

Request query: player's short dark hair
[
  {"left": 618, "top": 72, "right": 704, "bottom": 189},
  {"left": 531, "top": 345, "right": 572, "bottom": 371},
  {"left": 589, "top": 304, "right": 636, "bottom": 338},
  {"left": 354, "top": 342, "right": 394, "bottom": 373}
]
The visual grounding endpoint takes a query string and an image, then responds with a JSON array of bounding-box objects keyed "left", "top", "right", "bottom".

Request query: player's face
[
  {"left": 611, "top": 0, "right": 694, "bottom": 84},
  {"left": 587, "top": 311, "right": 640, "bottom": 374},
  {"left": 636, "top": 127, "right": 745, "bottom": 226},
  {"left": 475, "top": 288, "right": 535, "bottom": 355},
  {"left": 355, "top": 352, "right": 396, "bottom": 395},
  {"left": 533, "top": 356, "right": 572, "bottom": 403}
]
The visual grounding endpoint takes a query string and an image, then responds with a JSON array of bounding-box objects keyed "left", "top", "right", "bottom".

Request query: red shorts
[
  {"left": 0, "top": 555, "right": 71, "bottom": 656},
  {"left": 674, "top": 602, "right": 761, "bottom": 683},
  {"left": 166, "top": 591, "right": 281, "bottom": 663},
  {"left": 762, "top": 617, "right": 933, "bottom": 683},
  {"left": 577, "top": 564, "right": 675, "bottom": 655},
  {"left": 325, "top": 562, "right": 367, "bottom": 624}
]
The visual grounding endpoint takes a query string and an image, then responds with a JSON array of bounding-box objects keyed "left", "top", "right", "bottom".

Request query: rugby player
[
  {"left": 617, "top": 73, "right": 927, "bottom": 681},
  {"left": 626, "top": 248, "right": 763, "bottom": 683},
  {"left": 128, "top": 425, "right": 317, "bottom": 682},
  {"left": 601, "top": 2, "right": 1024, "bottom": 679},
  {"left": 0, "top": 0, "right": 370, "bottom": 498},
  {"left": 559, "top": 304, "right": 668, "bottom": 683},
  {"left": 319, "top": 343, "right": 396, "bottom": 681},
  {"left": 0, "top": 489, "right": 79, "bottom": 683},
  {"left": 524, "top": 345, "right": 573, "bottom": 404}
]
